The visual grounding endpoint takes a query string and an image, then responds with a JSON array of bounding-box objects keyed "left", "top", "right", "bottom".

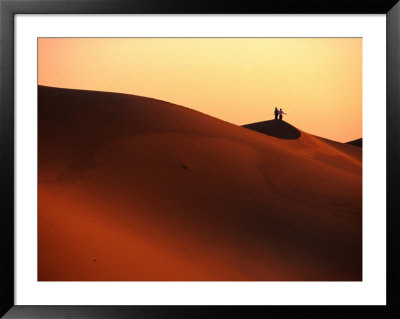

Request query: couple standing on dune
[{"left": 274, "top": 107, "right": 287, "bottom": 120}]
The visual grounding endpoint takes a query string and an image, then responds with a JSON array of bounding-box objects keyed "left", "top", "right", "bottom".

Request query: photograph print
[{"left": 38, "top": 38, "right": 362, "bottom": 281}]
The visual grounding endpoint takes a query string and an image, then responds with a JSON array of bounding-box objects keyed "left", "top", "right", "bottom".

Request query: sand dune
[
  {"left": 346, "top": 138, "right": 363, "bottom": 147},
  {"left": 242, "top": 120, "right": 301, "bottom": 139},
  {"left": 38, "top": 86, "right": 362, "bottom": 281},
  {"left": 244, "top": 120, "right": 362, "bottom": 165}
]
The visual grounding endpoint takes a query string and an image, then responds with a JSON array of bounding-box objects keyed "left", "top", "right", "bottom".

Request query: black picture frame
[{"left": 1, "top": 0, "right": 399, "bottom": 318}]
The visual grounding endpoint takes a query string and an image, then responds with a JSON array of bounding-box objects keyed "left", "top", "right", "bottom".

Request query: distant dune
[
  {"left": 38, "top": 86, "right": 362, "bottom": 281},
  {"left": 346, "top": 138, "right": 362, "bottom": 147}
]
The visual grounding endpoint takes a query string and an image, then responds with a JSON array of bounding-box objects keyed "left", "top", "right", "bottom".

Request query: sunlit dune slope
[
  {"left": 38, "top": 86, "right": 362, "bottom": 281},
  {"left": 243, "top": 120, "right": 362, "bottom": 163}
]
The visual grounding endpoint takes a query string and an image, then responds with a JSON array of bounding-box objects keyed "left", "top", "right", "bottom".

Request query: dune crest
[
  {"left": 346, "top": 138, "right": 363, "bottom": 147},
  {"left": 38, "top": 86, "right": 362, "bottom": 281},
  {"left": 242, "top": 120, "right": 301, "bottom": 139}
]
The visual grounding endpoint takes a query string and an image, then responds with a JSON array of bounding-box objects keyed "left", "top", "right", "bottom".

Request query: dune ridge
[
  {"left": 346, "top": 138, "right": 363, "bottom": 147},
  {"left": 38, "top": 86, "right": 362, "bottom": 281},
  {"left": 242, "top": 120, "right": 301, "bottom": 139}
]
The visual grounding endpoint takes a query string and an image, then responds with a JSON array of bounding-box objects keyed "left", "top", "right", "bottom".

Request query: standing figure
[
  {"left": 279, "top": 108, "right": 287, "bottom": 120},
  {"left": 274, "top": 107, "right": 279, "bottom": 120}
]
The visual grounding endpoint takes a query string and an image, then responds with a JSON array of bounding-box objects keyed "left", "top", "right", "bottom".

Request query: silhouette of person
[
  {"left": 274, "top": 107, "right": 279, "bottom": 120},
  {"left": 279, "top": 108, "right": 287, "bottom": 120}
]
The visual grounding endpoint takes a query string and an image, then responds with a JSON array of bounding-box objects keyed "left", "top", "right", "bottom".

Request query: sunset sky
[{"left": 38, "top": 38, "right": 362, "bottom": 142}]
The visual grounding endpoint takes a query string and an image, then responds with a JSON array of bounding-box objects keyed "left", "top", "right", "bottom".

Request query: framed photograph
[{"left": 1, "top": 0, "right": 399, "bottom": 318}]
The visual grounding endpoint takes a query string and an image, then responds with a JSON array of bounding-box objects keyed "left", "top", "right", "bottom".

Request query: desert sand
[
  {"left": 38, "top": 86, "right": 362, "bottom": 281},
  {"left": 346, "top": 138, "right": 363, "bottom": 147}
]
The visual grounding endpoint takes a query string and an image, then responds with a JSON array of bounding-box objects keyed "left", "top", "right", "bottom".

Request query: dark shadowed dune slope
[
  {"left": 346, "top": 138, "right": 362, "bottom": 147},
  {"left": 242, "top": 120, "right": 301, "bottom": 139}
]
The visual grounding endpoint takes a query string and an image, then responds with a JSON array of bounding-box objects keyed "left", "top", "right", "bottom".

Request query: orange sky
[{"left": 38, "top": 38, "right": 362, "bottom": 142}]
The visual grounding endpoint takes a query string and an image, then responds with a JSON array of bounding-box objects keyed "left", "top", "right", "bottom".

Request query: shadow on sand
[{"left": 242, "top": 119, "right": 301, "bottom": 139}]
